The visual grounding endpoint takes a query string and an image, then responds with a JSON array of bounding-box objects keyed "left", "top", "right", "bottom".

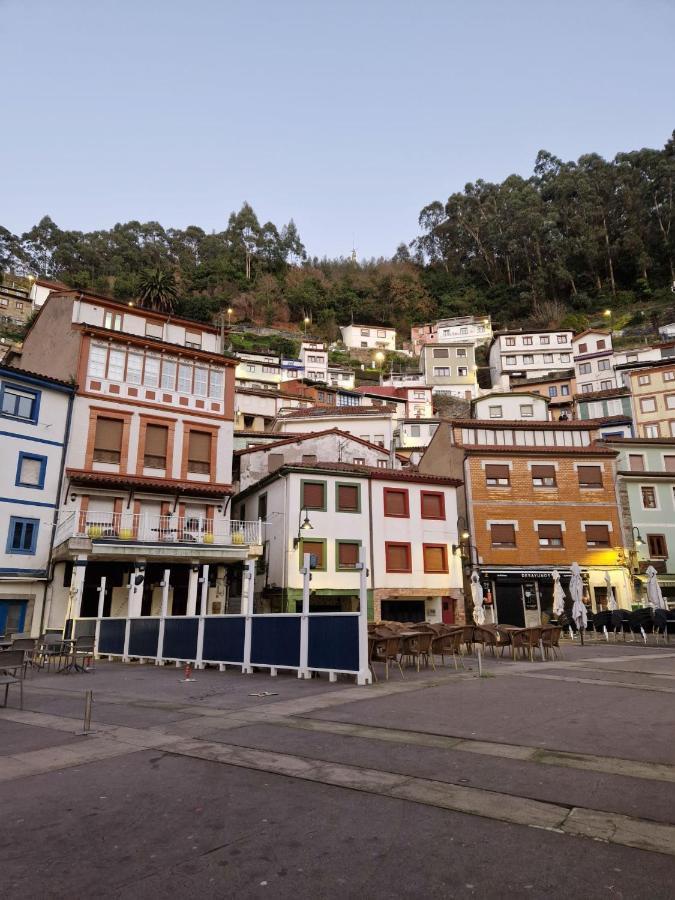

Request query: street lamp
[
  {"left": 303, "top": 316, "right": 310, "bottom": 335},
  {"left": 293, "top": 507, "right": 313, "bottom": 548},
  {"left": 227, "top": 307, "right": 233, "bottom": 326},
  {"left": 632, "top": 526, "right": 644, "bottom": 548}
]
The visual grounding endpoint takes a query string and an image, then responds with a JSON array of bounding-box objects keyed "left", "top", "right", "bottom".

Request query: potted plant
[
  {"left": 119, "top": 527, "right": 133, "bottom": 540},
  {"left": 203, "top": 532, "right": 215, "bottom": 544},
  {"left": 232, "top": 531, "right": 245, "bottom": 545},
  {"left": 87, "top": 524, "right": 103, "bottom": 539}
]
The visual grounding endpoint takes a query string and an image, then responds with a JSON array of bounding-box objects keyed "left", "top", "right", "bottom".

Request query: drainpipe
[
  {"left": 39, "top": 388, "right": 75, "bottom": 637},
  {"left": 367, "top": 476, "right": 375, "bottom": 621}
]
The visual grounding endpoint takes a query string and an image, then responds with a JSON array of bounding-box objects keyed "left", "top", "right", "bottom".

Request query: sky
[{"left": 2, "top": 0, "right": 674, "bottom": 260}]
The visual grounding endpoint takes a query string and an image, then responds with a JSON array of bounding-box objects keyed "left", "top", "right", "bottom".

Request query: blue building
[{"left": 0, "top": 365, "right": 74, "bottom": 637}]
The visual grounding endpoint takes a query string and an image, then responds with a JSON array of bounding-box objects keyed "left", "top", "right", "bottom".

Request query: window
[
  {"left": 505, "top": 337, "right": 516, "bottom": 346},
  {"left": 600, "top": 380, "right": 613, "bottom": 390},
  {"left": 520, "top": 404, "right": 534, "bottom": 418},
  {"left": 505, "top": 356, "right": 517, "bottom": 366},
  {"left": 540, "top": 336, "right": 550, "bottom": 345},
  {"left": 185, "top": 331, "right": 202, "bottom": 349},
  {"left": 641, "top": 486, "right": 657, "bottom": 509},
  {"left": 209, "top": 369, "right": 224, "bottom": 399},
  {"left": 88, "top": 345, "right": 107, "bottom": 378},
  {"left": 579, "top": 363, "right": 592, "bottom": 375},
  {"left": 0, "top": 383, "right": 39, "bottom": 422},
  {"left": 410, "top": 424, "right": 421, "bottom": 437},
  {"left": 421, "top": 491, "right": 445, "bottom": 520},
  {"left": 433, "top": 348, "right": 449, "bottom": 358},
  {"left": 557, "top": 335, "right": 567, "bottom": 344},
  {"left": 523, "top": 336, "right": 533, "bottom": 346},
  {"left": 373, "top": 435, "right": 385, "bottom": 447},
  {"left": 638, "top": 374, "right": 651, "bottom": 386},
  {"left": 532, "top": 465, "right": 556, "bottom": 487},
  {"left": 523, "top": 355, "right": 534, "bottom": 365},
  {"left": 104, "top": 311, "right": 122, "bottom": 331},
  {"left": 360, "top": 329, "right": 370, "bottom": 336},
  {"left": 560, "top": 354, "right": 571, "bottom": 362},
  {"left": 301, "top": 480, "right": 326, "bottom": 510},
  {"left": 485, "top": 464, "right": 510, "bottom": 487},
  {"left": 336, "top": 540, "right": 360, "bottom": 569},
  {"left": 663, "top": 370, "right": 675, "bottom": 382},
  {"left": 126, "top": 353, "right": 143, "bottom": 384},
  {"left": 385, "top": 542, "right": 412, "bottom": 573},
  {"left": 336, "top": 483, "right": 360, "bottom": 512},
  {"left": 161, "top": 359, "right": 177, "bottom": 390},
  {"left": 383, "top": 488, "right": 409, "bottom": 517},
  {"left": 538, "top": 523, "right": 563, "bottom": 547},
  {"left": 490, "top": 523, "right": 516, "bottom": 547},
  {"left": 644, "top": 424, "right": 660, "bottom": 438},
  {"left": 423, "top": 544, "right": 448, "bottom": 573},
  {"left": 299, "top": 539, "right": 326, "bottom": 570},
  {"left": 577, "top": 465, "right": 603, "bottom": 488},
  {"left": 456, "top": 348, "right": 467, "bottom": 358},
  {"left": 194, "top": 367, "right": 208, "bottom": 397},
  {"left": 93, "top": 417, "right": 123, "bottom": 464},
  {"left": 664, "top": 455, "right": 675, "bottom": 473},
  {"left": 489, "top": 406, "right": 502, "bottom": 419},
  {"left": 598, "top": 359, "right": 610, "bottom": 371},
  {"left": 257, "top": 493, "right": 267, "bottom": 521},
  {"left": 177, "top": 364, "right": 192, "bottom": 393},
  {"left": 377, "top": 459, "right": 387, "bottom": 468},
  {"left": 585, "top": 524, "right": 610, "bottom": 547},
  {"left": 640, "top": 397, "right": 657, "bottom": 414},
  {"left": 144, "top": 424, "right": 168, "bottom": 469},
  {"left": 353, "top": 457, "right": 365, "bottom": 465},
  {"left": 647, "top": 534, "right": 667, "bottom": 558},
  {"left": 187, "top": 431, "right": 212, "bottom": 475},
  {"left": 146, "top": 322, "right": 164, "bottom": 339},
  {"left": 377, "top": 330, "right": 387, "bottom": 338},
  {"left": 581, "top": 383, "right": 593, "bottom": 393},
  {"left": 433, "top": 367, "right": 450, "bottom": 377},
  {"left": 548, "top": 386, "right": 558, "bottom": 398},
  {"left": 460, "top": 327, "right": 468, "bottom": 335},
  {"left": 627, "top": 354, "right": 638, "bottom": 362},
  {"left": 597, "top": 340, "right": 606, "bottom": 350},
  {"left": 561, "top": 385, "right": 570, "bottom": 396},
  {"left": 144, "top": 356, "right": 160, "bottom": 388},
  {"left": 629, "top": 454, "right": 645, "bottom": 472},
  {"left": 543, "top": 354, "right": 553, "bottom": 364},
  {"left": 16, "top": 452, "right": 47, "bottom": 488},
  {"left": 666, "top": 395, "right": 675, "bottom": 410},
  {"left": 578, "top": 343, "right": 588, "bottom": 354},
  {"left": 457, "top": 367, "right": 468, "bottom": 377},
  {"left": 6, "top": 516, "right": 39, "bottom": 554}
]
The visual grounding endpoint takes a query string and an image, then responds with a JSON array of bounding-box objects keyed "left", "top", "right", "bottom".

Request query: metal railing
[{"left": 55, "top": 512, "right": 262, "bottom": 547}]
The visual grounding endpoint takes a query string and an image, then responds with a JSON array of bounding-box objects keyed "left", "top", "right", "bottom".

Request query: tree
[{"left": 137, "top": 268, "right": 179, "bottom": 313}]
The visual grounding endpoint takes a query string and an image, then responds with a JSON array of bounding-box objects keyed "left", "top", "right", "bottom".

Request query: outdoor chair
[
  {"left": 472, "top": 626, "right": 501, "bottom": 657},
  {"left": 9, "top": 638, "right": 37, "bottom": 677},
  {"left": 400, "top": 632, "right": 435, "bottom": 672},
  {"left": 626, "top": 609, "right": 653, "bottom": 644},
  {"left": 73, "top": 635, "right": 96, "bottom": 671},
  {"left": 0, "top": 650, "right": 25, "bottom": 709},
  {"left": 540, "top": 626, "right": 563, "bottom": 660},
  {"left": 372, "top": 636, "right": 405, "bottom": 680},
  {"left": 34, "top": 634, "right": 68, "bottom": 672},
  {"left": 432, "top": 629, "right": 465, "bottom": 670},
  {"left": 653, "top": 610, "right": 669, "bottom": 644},
  {"left": 511, "top": 627, "right": 543, "bottom": 662}
]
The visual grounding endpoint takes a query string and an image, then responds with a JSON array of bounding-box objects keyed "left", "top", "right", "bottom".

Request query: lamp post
[
  {"left": 603, "top": 308, "right": 613, "bottom": 336},
  {"left": 303, "top": 316, "right": 310, "bottom": 336},
  {"left": 227, "top": 307, "right": 233, "bottom": 326},
  {"left": 293, "top": 507, "right": 313, "bottom": 549},
  {"left": 374, "top": 351, "right": 385, "bottom": 383},
  {"left": 452, "top": 517, "right": 480, "bottom": 623}
]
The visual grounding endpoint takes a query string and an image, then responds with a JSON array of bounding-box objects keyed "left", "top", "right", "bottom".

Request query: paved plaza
[{"left": 1, "top": 643, "right": 675, "bottom": 898}]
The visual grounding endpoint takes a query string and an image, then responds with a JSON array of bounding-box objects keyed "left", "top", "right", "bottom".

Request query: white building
[
  {"left": 489, "top": 329, "right": 574, "bottom": 386},
  {"left": 299, "top": 341, "right": 328, "bottom": 383},
  {"left": 471, "top": 392, "right": 550, "bottom": 422},
  {"left": 411, "top": 315, "right": 492, "bottom": 355},
  {"left": 340, "top": 324, "right": 397, "bottom": 351},
  {"left": 356, "top": 385, "right": 434, "bottom": 419},
  {"left": 0, "top": 365, "right": 74, "bottom": 637},
  {"left": 659, "top": 324, "right": 675, "bottom": 341},
  {"left": 233, "top": 461, "right": 463, "bottom": 622},
  {"left": 235, "top": 351, "right": 281, "bottom": 390},
  {"left": 573, "top": 329, "right": 615, "bottom": 394},
  {"left": 327, "top": 366, "right": 356, "bottom": 390},
  {"left": 273, "top": 405, "right": 398, "bottom": 449},
  {"left": 234, "top": 386, "right": 311, "bottom": 432}
]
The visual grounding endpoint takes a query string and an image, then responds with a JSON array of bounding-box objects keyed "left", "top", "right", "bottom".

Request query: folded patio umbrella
[
  {"left": 605, "top": 571, "right": 618, "bottom": 611},
  {"left": 570, "top": 562, "right": 587, "bottom": 632},
  {"left": 552, "top": 569, "right": 565, "bottom": 617},
  {"left": 645, "top": 565, "right": 666, "bottom": 610},
  {"left": 471, "top": 571, "right": 485, "bottom": 625}
]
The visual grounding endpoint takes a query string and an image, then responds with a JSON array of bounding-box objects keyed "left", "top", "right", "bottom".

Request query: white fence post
[
  {"left": 94, "top": 576, "right": 106, "bottom": 654},
  {"left": 242, "top": 560, "right": 255, "bottom": 674},
  {"left": 196, "top": 564, "right": 209, "bottom": 668},
  {"left": 156, "top": 569, "right": 170, "bottom": 665},
  {"left": 356, "top": 546, "right": 372, "bottom": 685},
  {"left": 299, "top": 553, "right": 311, "bottom": 679}
]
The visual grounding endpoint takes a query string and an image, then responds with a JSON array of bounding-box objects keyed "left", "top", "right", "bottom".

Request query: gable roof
[
  {"left": 234, "top": 427, "right": 396, "bottom": 457},
  {"left": 275, "top": 404, "right": 397, "bottom": 419}
]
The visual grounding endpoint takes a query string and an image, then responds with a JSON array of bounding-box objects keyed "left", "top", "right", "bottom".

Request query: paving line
[{"left": 513, "top": 672, "right": 675, "bottom": 694}]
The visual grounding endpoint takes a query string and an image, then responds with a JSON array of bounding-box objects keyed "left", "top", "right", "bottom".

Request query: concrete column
[
  {"left": 298, "top": 553, "right": 311, "bottom": 679},
  {"left": 94, "top": 576, "right": 107, "bottom": 653},
  {"left": 199, "top": 564, "right": 210, "bottom": 616},
  {"left": 127, "top": 567, "right": 144, "bottom": 618},
  {"left": 186, "top": 564, "right": 200, "bottom": 617},
  {"left": 357, "top": 546, "right": 372, "bottom": 685},
  {"left": 68, "top": 555, "right": 88, "bottom": 623},
  {"left": 156, "top": 568, "right": 171, "bottom": 664}
]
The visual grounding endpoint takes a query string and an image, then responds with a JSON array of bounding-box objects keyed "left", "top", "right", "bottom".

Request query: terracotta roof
[
  {"left": 607, "top": 436, "right": 675, "bottom": 446},
  {"left": 66, "top": 469, "right": 233, "bottom": 497},
  {"left": 448, "top": 417, "right": 611, "bottom": 429},
  {"left": 276, "top": 404, "right": 397, "bottom": 419},
  {"left": 0, "top": 363, "right": 76, "bottom": 390},
  {"left": 574, "top": 387, "right": 629, "bottom": 402},
  {"left": 354, "top": 385, "right": 404, "bottom": 398},
  {"left": 462, "top": 442, "right": 616, "bottom": 457},
  {"left": 234, "top": 428, "right": 394, "bottom": 457}
]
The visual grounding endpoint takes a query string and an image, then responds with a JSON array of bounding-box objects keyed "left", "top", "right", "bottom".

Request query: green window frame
[
  {"left": 298, "top": 537, "right": 327, "bottom": 571},
  {"left": 300, "top": 479, "right": 327, "bottom": 511},
  {"left": 335, "top": 539, "right": 362, "bottom": 570},
  {"left": 335, "top": 481, "right": 361, "bottom": 513}
]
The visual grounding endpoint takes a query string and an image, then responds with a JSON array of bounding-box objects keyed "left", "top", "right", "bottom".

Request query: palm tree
[{"left": 137, "top": 268, "right": 178, "bottom": 314}]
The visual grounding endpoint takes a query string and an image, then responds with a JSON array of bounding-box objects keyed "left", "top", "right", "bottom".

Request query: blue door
[{"left": 0, "top": 601, "right": 27, "bottom": 636}]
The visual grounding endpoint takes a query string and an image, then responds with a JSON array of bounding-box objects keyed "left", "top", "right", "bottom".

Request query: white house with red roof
[
  {"left": 355, "top": 384, "right": 434, "bottom": 419},
  {"left": 272, "top": 404, "right": 398, "bottom": 449}
]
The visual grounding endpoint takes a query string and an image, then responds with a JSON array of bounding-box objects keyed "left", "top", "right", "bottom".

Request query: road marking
[{"left": 513, "top": 672, "right": 675, "bottom": 694}]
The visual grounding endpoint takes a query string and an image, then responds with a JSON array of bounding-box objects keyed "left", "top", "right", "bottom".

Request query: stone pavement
[{"left": 1, "top": 642, "right": 674, "bottom": 898}]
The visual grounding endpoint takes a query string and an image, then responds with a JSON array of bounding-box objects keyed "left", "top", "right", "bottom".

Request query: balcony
[{"left": 54, "top": 512, "right": 262, "bottom": 561}]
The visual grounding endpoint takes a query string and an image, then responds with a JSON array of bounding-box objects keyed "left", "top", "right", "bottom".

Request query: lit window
[{"left": 104, "top": 311, "right": 122, "bottom": 331}]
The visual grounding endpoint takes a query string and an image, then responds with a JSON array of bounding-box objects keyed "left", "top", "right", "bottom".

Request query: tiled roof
[
  {"left": 0, "top": 363, "right": 76, "bottom": 390},
  {"left": 574, "top": 387, "right": 629, "bottom": 402},
  {"left": 276, "top": 404, "right": 397, "bottom": 418},
  {"left": 462, "top": 442, "right": 616, "bottom": 457},
  {"left": 234, "top": 428, "right": 395, "bottom": 457},
  {"left": 66, "top": 469, "right": 233, "bottom": 497},
  {"left": 448, "top": 416, "right": 623, "bottom": 429},
  {"left": 607, "top": 436, "right": 675, "bottom": 446}
]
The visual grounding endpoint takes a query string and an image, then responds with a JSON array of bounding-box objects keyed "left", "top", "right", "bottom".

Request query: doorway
[
  {"left": 441, "top": 597, "right": 455, "bottom": 624},
  {"left": 494, "top": 582, "right": 525, "bottom": 627},
  {"left": 380, "top": 599, "right": 425, "bottom": 623}
]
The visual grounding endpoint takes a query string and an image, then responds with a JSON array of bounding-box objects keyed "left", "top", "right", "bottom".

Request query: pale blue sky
[{"left": 2, "top": 0, "right": 674, "bottom": 259}]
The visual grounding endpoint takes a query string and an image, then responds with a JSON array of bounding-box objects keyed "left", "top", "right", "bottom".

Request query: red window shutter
[{"left": 302, "top": 481, "right": 325, "bottom": 509}]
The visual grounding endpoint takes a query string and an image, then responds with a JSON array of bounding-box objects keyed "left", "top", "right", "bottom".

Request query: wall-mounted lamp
[
  {"left": 632, "top": 526, "right": 644, "bottom": 547},
  {"left": 293, "top": 507, "right": 313, "bottom": 548},
  {"left": 70, "top": 494, "right": 77, "bottom": 503}
]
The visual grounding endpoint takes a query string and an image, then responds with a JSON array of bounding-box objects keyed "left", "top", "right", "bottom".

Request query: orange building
[{"left": 419, "top": 418, "right": 632, "bottom": 625}]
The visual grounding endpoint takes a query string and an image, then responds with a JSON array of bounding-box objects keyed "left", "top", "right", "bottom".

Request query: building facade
[
  {"left": 421, "top": 343, "right": 477, "bottom": 398},
  {"left": 411, "top": 316, "right": 492, "bottom": 355},
  {"left": 471, "top": 392, "right": 550, "bottom": 422},
  {"left": 299, "top": 341, "right": 328, "bottom": 383},
  {"left": 572, "top": 329, "right": 615, "bottom": 394},
  {"left": 0, "top": 365, "right": 74, "bottom": 637},
  {"left": 273, "top": 405, "right": 398, "bottom": 449},
  {"left": 234, "top": 350, "right": 282, "bottom": 390},
  {"left": 510, "top": 371, "right": 575, "bottom": 420},
  {"left": 489, "top": 330, "right": 574, "bottom": 385},
  {"left": 622, "top": 360, "right": 675, "bottom": 439},
  {"left": 340, "top": 324, "right": 397, "bottom": 351}
]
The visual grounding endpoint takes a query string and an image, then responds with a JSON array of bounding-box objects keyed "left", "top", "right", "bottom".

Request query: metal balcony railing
[{"left": 55, "top": 512, "right": 262, "bottom": 547}]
